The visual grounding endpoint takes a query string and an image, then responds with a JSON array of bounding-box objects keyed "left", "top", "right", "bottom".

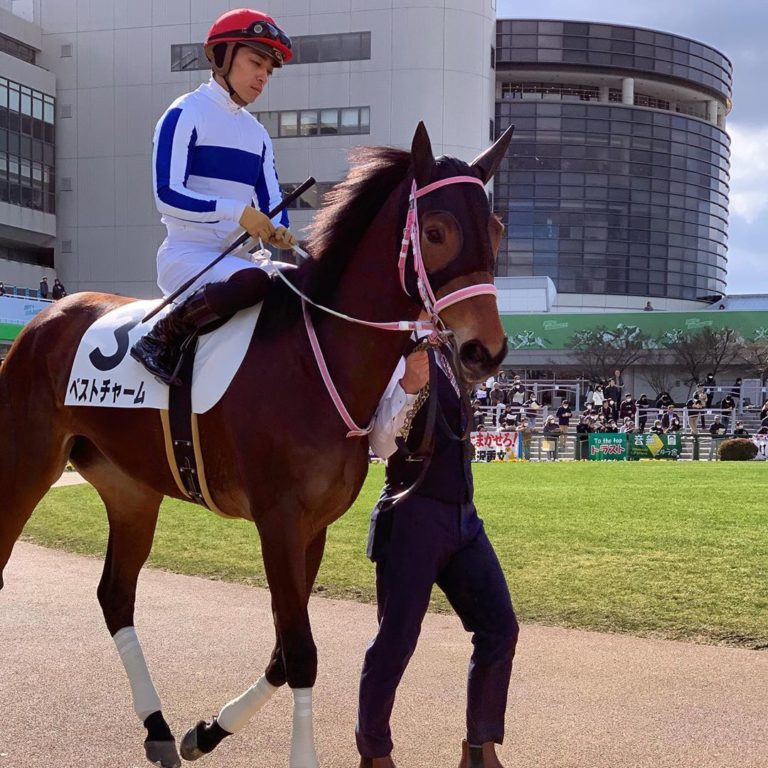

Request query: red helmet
[{"left": 204, "top": 9, "right": 292, "bottom": 74}]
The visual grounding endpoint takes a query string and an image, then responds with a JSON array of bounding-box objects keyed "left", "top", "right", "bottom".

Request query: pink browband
[{"left": 307, "top": 173, "right": 498, "bottom": 437}]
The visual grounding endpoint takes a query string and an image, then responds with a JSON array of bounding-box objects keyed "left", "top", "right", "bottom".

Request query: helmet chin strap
[{"left": 221, "top": 73, "right": 247, "bottom": 107}]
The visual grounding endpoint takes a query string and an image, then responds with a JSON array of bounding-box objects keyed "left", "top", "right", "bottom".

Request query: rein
[{"left": 276, "top": 173, "right": 497, "bottom": 438}]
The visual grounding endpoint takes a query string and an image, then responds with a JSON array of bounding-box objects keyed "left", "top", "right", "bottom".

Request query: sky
[{"left": 497, "top": 0, "right": 767, "bottom": 296}]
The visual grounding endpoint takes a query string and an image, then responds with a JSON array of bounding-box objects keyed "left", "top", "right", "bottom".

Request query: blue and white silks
[{"left": 152, "top": 77, "right": 288, "bottom": 297}]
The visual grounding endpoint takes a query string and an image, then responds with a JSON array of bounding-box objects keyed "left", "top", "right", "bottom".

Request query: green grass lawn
[{"left": 21, "top": 462, "right": 768, "bottom": 649}]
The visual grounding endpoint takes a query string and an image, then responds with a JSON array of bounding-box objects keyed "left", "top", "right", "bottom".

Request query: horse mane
[{"left": 258, "top": 146, "right": 412, "bottom": 333}]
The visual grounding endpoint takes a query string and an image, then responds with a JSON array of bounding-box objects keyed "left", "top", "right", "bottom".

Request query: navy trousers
[{"left": 356, "top": 495, "right": 519, "bottom": 759}]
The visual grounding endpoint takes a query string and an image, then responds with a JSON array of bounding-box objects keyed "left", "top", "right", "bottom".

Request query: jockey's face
[{"left": 228, "top": 46, "right": 274, "bottom": 104}]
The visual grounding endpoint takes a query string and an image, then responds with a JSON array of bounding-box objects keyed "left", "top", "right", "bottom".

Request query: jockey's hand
[
  {"left": 268, "top": 226, "right": 298, "bottom": 250},
  {"left": 400, "top": 350, "right": 429, "bottom": 394},
  {"left": 239, "top": 207, "right": 275, "bottom": 242}
]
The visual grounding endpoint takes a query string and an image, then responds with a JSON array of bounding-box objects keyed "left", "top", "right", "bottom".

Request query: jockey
[{"left": 131, "top": 8, "right": 297, "bottom": 385}]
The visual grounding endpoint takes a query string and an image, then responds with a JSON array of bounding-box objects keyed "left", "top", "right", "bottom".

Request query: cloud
[{"left": 728, "top": 124, "right": 768, "bottom": 224}]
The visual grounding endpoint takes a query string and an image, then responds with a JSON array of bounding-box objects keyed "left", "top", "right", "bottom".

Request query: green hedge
[{"left": 718, "top": 438, "right": 758, "bottom": 461}]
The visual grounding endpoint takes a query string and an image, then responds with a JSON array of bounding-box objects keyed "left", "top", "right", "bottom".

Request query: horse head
[{"left": 408, "top": 122, "right": 512, "bottom": 384}]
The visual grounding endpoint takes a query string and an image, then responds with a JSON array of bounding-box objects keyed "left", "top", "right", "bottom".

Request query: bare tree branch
[
  {"left": 568, "top": 325, "right": 650, "bottom": 382},
  {"left": 662, "top": 327, "right": 741, "bottom": 388},
  {"left": 738, "top": 340, "right": 768, "bottom": 383}
]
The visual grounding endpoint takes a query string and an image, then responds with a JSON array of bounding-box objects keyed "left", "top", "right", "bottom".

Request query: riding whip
[{"left": 142, "top": 176, "right": 316, "bottom": 322}]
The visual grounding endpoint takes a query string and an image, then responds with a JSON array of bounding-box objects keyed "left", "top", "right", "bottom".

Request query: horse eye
[{"left": 425, "top": 228, "right": 443, "bottom": 245}]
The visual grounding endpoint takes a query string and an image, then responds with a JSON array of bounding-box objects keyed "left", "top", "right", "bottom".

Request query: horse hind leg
[
  {"left": 81, "top": 453, "right": 180, "bottom": 768},
  {"left": 0, "top": 412, "right": 73, "bottom": 592}
]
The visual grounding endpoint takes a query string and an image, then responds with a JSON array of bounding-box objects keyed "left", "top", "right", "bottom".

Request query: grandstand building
[{"left": 0, "top": 1, "right": 56, "bottom": 292}]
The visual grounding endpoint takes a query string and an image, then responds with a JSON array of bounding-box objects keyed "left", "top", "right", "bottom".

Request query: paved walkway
[{"left": 1, "top": 543, "right": 766, "bottom": 767}]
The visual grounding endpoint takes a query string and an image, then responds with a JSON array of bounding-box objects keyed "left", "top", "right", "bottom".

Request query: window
[
  {"left": 255, "top": 106, "right": 369, "bottom": 139},
  {"left": 171, "top": 43, "right": 206, "bottom": 72},
  {"left": 170, "top": 32, "right": 371, "bottom": 71},
  {"left": 0, "top": 77, "right": 56, "bottom": 214},
  {"left": 0, "top": 33, "right": 35, "bottom": 65}
]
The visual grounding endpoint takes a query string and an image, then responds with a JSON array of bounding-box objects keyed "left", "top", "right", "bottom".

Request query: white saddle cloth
[{"left": 65, "top": 299, "right": 261, "bottom": 414}]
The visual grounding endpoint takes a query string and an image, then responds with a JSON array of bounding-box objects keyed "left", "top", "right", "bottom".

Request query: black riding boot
[{"left": 130, "top": 287, "right": 220, "bottom": 386}]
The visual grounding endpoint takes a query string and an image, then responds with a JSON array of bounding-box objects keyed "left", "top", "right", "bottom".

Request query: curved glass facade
[
  {"left": 496, "top": 20, "right": 732, "bottom": 102},
  {"left": 494, "top": 20, "right": 731, "bottom": 302}
]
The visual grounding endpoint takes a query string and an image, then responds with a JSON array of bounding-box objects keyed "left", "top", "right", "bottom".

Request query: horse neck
[{"left": 315, "top": 185, "right": 420, "bottom": 427}]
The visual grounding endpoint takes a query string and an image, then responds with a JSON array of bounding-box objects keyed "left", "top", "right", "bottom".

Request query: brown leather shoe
[
  {"left": 458, "top": 739, "right": 505, "bottom": 768},
  {"left": 359, "top": 756, "right": 397, "bottom": 768}
]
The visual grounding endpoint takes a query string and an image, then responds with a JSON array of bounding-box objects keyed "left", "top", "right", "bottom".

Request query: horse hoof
[
  {"left": 145, "top": 739, "right": 181, "bottom": 768},
  {"left": 179, "top": 724, "right": 205, "bottom": 762}
]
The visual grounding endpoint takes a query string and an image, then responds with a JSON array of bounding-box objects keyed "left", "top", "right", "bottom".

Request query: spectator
[
  {"left": 731, "top": 377, "right": 742, "bottom": 402},
  {"left": 733, "top": 421, "right": 749, "bottom": 437},
  {"left": 709, "top": 415, "right": 727, "bottom": 460},
  {"left": 523, "top": 393, "right": 540, "bottom": 428},
  {"left": 664, "top": 410, "right": 681, "bottom": 433},
  {"left": 516, "top": 421, "right": 533, "bottom": 460},
  {"left": 758, "top": 426, "right": 768, "bottom": 436},
  {"left": 0, "top": 281, "right": 5, "bottom": 296},
  {"left": 604, "top": 419, "right": 619, "bottom": 433},
  {"left": 51, "top": 278, "right": 67, "bottom": 300},
  {"left": 661, "top": 405, "right": 677, "bottom": 432},
  {"left": 575, "top": 416, "right": 591, "bottom": 460},
  {"left": 508, "top": 375, "right": 526, "bottom": 407},
  {"left": 687, "top": 396, "right": 703, "bottom": 436},
  {"left": 475, "top": 383, "right": 489, "bottom": 403},
  {"left": 619, "top": 393, "right": 636, "bottom": 421},
  {"left": 472, "top": 400, "right": 484, "bottom": 431},
  {"left": 612, "top": 369, "right": 624, "bottom": 399},
  {"left": 39, "top": 276, "right": 49, "bottom": 299},
  {"left": 650, "top": 419, "right": 664, "bottom": 435},
  {"left": 555, "top": 398, "right": 572, "bottom": 448},
  {"left": 635, "top": 393, "right": 650, "bottom": 432},
  {"left": 719, "top": 393, "right": 736, "bottom": 431},
  {"left": 489, "top": 382, "right": 506, "bottom": 426},
  {"left": 703, "top": 372, "right": 716, "bottom": 407},
  {"left": 604, "top": 378, "right": 620, "bottom": 405},
  {"left": 542, "top": 415, "right": 560, "bottom": 460},
  {"left": 655, "top": 391, "right": 673, "bottom": 409},
  {"left": 643, "top": 301, "right": 654, "bottom": 311},
  {"left": 584, "top": 382, "right": 595, "bottom": 409},
  {"left": 619, "top": 417, "right": 635, "bottom": 433},
  {"left": 600, "top": 400, "right": 613, "bottom": 423},
  {"left": 759, "top": 400, "right": 768, "bottom": 424},
  {"left": 592, "top": 384, "right": 605, "bottom": 409}
]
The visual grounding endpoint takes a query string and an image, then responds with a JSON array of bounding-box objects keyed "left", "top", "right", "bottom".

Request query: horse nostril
[{"left": 459, "top": 339, "right": 508, "bottom": 379}]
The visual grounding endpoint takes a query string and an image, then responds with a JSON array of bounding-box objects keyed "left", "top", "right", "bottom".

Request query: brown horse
[{"left": 0, "top": 123, "right": 510, "bottom": 767}]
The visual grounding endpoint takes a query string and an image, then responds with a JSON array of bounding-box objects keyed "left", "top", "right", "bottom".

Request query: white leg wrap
[
  {"left": 289, "top": 687, "right": 319, "bottom": 768},
  {"left": 113, "top": 626, "right": 162, "bottom": 722},
  {"left": 217, "top": 675, "right": 278, "bottom": 734}
]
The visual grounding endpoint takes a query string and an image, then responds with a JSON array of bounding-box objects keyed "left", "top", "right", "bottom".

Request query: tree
[
  {"left": 738, "top": 339, "right": 768, "bottom": 383},
  {"left": 664, "top": 327, "right": 741, "bottom": 390},
  {"left": 640, "top": 348, "right": 676, "bottom": 397},
  {"left": 568, "top": 324, "right": 650, "bottom": 383}
]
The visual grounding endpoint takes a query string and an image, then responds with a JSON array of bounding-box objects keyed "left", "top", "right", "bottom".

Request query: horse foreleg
[
  {"left": 89, "top": 467, "right": 180, "bottom": 768},
  {"left": 180, "top": 529, "right": 328, "bottom": 765}
]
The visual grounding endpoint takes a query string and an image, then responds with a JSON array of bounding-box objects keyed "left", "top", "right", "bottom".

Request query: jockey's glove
[
  {"left": 268, "top": 226, "right": 298, "bottom": 250},
  {"left": 239, "top": 207, "right": 276, "bottom": 242}
]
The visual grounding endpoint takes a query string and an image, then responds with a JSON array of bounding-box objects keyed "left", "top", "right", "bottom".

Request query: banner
[
  {"left": 587, "top": 433, "right": 628, "bottom": 461},
  {"left": 0, "top": 295, "right": 49, "bottom": 342},
  {"left": 752, "top": 435, "right": 768, "bottom": 460},
  {"left": 471, "top": 431, "right": 522, "bottom": 460},
  {"left": 502, "top": 310, "right": 768, "bottom": 350},
  {"left": 628, "top": 432, "right": 682, "bottom": 460}
]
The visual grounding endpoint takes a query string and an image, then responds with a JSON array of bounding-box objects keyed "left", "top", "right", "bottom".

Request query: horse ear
[
  {"left": 470, "top": 125, "right": 515, "bottom": 184},
  {"left": 411, "top": 121, "right": 435, "bottom": 188}
]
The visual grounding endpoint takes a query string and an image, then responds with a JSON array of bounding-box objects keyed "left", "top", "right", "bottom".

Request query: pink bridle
[
  {"left": 301, "top": 173, "right": 499, "bottom": 437},
  {"left": 397, "top": 176, "right": 498, "bottom": 322}
]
